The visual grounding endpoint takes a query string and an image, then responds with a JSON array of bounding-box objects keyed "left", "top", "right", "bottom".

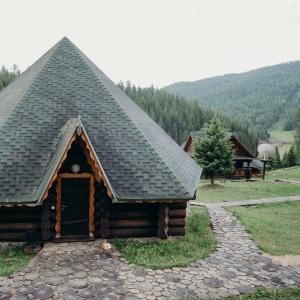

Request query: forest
[
  {"left": 119, "top": 81, "right": 258, "bottom": 154},
  {"left": 165, "top": 61, "right": 300, "bottom": 137}
]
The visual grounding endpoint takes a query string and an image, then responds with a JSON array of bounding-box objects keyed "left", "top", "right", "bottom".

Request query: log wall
[
  {"left": 0, "top": 206, "right": 41, "bottom": 242},
  {"left": 108, "top": 203, "right": 158, "bottom": 238},
  {"left": 168, "top": 202, "right": 187, "bottom": 236}
]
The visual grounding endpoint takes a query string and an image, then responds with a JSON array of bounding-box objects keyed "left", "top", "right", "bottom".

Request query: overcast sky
[{"left": 1, "top": 0, "right": 300, "bottom": 87}]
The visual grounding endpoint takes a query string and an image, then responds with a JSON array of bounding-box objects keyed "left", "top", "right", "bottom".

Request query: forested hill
[
  {"left": 119, "top": 82, "right": 258, "bottom": 154},
  {"left": 165, "top": 61, "right": 300, "bottom": 136}
]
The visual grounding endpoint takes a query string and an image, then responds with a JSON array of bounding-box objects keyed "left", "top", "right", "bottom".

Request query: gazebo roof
[{"left": 0, "top": 37, "right": 201, "bottom": 204}]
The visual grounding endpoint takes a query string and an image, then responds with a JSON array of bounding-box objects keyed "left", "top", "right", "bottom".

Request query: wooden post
[
  {"left": 41, "top": 199, "right": 50, "bottom": 241},
  {"left": 55, "top": 177, "right": 62, "bottom": 238},
  {"left": 262, "top": 159, "right": 268, "bottom": 180},
  {"left": 100, "top": 198, "right": 110, "bottom": 238},
  {"left": 89, "top": 175, "right": 95, "bottom": 238},
  {"left": 157, "top": 204, "right": 169, "bottom": 239}
]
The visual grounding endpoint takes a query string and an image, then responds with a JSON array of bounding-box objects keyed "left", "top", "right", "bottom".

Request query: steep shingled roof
[{"left": 0, "top": 37, "right": 201, "bottom": 204}]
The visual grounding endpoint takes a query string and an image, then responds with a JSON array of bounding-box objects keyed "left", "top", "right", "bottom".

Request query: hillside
[
  {"left": 119, "top": 82, "right": 258, "bottom": 154},
  {"left": 165, "top": 61, "right": 300, "bottom": 137}
]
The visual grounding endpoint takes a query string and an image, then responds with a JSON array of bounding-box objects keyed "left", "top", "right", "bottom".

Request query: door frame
[{"left": 55, "top": 172, "right": 95, "bottom": 238}]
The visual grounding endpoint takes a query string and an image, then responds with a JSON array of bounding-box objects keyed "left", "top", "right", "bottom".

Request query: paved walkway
[
  {"left": 1, "top": 206, "right": 300, "bottom": 299},
  {"left": 191, "top": 194, "right": 300, "bottom": 208}
]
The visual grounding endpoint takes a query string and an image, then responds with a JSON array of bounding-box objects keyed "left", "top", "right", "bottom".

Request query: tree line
[
  {"left": 0, "top": 65, "right": 20, "bottom": 92},
  {"left": 119, "top": 81, "right": 258, "bottom": 154}
]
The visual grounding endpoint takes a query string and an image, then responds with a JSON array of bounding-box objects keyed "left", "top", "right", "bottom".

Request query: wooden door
[{"left": 61, "top": 178, "right": 90, "bottom": 237}]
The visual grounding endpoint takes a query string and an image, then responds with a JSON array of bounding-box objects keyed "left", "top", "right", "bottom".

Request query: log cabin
[
  {"left": 0, "top": 37, "right": 201, "bottom": 243},
  {"left": 183, "top": 131, "right": 263, "bottom": 179}
]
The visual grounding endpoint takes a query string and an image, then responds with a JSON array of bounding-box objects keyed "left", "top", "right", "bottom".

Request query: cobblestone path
[{"left": 0, "top": 207, "right": 300, "bottom": 300}]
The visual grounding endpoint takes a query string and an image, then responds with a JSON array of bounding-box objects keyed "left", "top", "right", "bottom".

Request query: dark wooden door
[{"left": 61, "top": 178, "right": 89, "bottom": 237}]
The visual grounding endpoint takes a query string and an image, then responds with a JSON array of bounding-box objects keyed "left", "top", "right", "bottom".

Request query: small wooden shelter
[
  {"left": 0, "top": 38, "right": 201, "bottom": 243},
  {"left": 183, "top": 131, "right": 262, "bottom": 179}
]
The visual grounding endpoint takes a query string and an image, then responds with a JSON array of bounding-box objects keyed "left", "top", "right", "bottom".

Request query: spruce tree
[
  {"left": 282, "top": 151, "right": 289, "bottom": 168},
  {"left": 271, "top": 147, "right": 282, "bottom": 169},
  {"left": 287, "top": 146, "right": 297, "bottom": 167},
  {"left": 193, "top": 117, "right": 234, "bottom": 184}
]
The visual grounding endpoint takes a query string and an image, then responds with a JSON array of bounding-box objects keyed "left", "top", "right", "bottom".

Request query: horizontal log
[
  {"left": 0, "top": 232, "right": 26, "bottom": 241},
  {"left": 109, "top": 219, "right": 156, "bottom": 229},
  {"left": 109, "top": 227, "right": 157, "bottom": 238},
  {"left": 0, "top": 214, "right": 41, "bottom": 222},
  {"left": 169, "top": 209, "right": 186, "bottom": 218},
  {"left": 110, "top": 204, "right": 157, "bottom": 212},
  {"left": 110, "top": 210, "right": 156, "bottom": 220},
  {"left": 168, "top": 227, "right": 185, "bottom": 236},
  {"left": 169, "top": 202, "right": 187, "bottom": 209},
  {"left": 169, "top": 218, "right": 186, "bottom": 227},
  {"left": 0, "top": 223, "right": 41, "bottom": 231},
  {"left": 0, "top": 208, "right": 40, "bottom": 216}
]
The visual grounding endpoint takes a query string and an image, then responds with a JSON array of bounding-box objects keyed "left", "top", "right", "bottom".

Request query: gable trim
[{"left": 39, "top": 118, "right": 116, "bottom": 205}]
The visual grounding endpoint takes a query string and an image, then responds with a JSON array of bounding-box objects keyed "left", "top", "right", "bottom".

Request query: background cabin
[{"left": 183, "top": 131, "right": 263, "bottom": 179}]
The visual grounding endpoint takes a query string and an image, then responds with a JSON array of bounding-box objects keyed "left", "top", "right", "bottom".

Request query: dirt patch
[{"left": 264, "top": 253, "right": 300, "bottom": 266}]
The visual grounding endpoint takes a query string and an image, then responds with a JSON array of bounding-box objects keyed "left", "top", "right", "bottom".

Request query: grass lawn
[
  {"left": 269, "top": 130, "right": 295, "bottom": 143},
  {"left": 228, "top": 202, "right": 300, "bottom": 256},
  {"left": 214, "top": 288, "right": 300, "bottom": 300},
  {"left": 269, "top": 130, "right": 294, "bottom": 156},
  {"left": 0, "top": 246, "right": 33, "bottom": 276},
  {"left": 267, "top": 166, "right": 300, "bottom": 182},
  {"left": 197, "top": 180, "right": 300, "bottom": 203},
  {"left": 112, "top": 207, "right": 216, "bottom": 269}
]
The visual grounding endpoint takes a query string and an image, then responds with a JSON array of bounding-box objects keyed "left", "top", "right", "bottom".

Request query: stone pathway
[
  {"left": 191, "top": 194, "right": 300, "bottom": 208},
  {"left": 1, "top": 207, "right": 300, "bottom": 299}
]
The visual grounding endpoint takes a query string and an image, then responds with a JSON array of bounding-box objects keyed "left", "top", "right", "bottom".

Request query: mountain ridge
[{"left": 165, "top": 60, "right": 300, "bottom": 137}]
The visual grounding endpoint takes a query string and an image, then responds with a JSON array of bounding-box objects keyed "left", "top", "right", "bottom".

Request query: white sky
[{"left": 1, "top": 0, "right": 300, "bottom": 87}]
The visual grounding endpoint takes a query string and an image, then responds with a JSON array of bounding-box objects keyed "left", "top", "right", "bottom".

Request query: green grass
[
  {"left": 197, "top": 180, "right": 300, "bottom": 203},
  {"left": 0, "top": 246, "right": 33, "bottom": 276},
  {"left": 267, "top": 166, "right": 300, "bottom": 181},
  {"left": 227, "top": 202, "right": 300, "bottom": 255},
  {"left": 209, "top": 288, "right": 300, "bottom": 300},
  {"left": 269, "top": 130, "right": 294, "bottom": 156},
  {"left": 112, "top": 207, "right": 216, "bottom": 269},
  {"left": 269, "top": 130, "right": 295, "bottom": 143}
]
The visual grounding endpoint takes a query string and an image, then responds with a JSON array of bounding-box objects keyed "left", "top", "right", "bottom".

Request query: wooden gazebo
[{"left": 0, "top": 38, "right": 201, "bottom": 243}]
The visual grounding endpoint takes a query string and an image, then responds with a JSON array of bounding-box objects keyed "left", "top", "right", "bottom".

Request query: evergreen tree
[
  {"left": 282, "top": 146, "right": 297, "bottom": 168},
  {"left": 193, "top": 117, "right": 234, "bottom": 184},
  {"left": 287, "top": 145, "right": 297, "bottom": 167},
  {"left": 282, "top": 151, "right": 289, "bottom": 168},
  {"left": 271, "top": 147, "right": 282, "bottom": 169},
  {"left": 295, "top": 108, "right": 300, "bottom": 163},
  {"left": 0, "top": 65, "right": 20, "bottom": 91}
]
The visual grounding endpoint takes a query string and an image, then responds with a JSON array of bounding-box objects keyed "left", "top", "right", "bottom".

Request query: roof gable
[{"left": 0, "top": 37, "right": 201, "bottom": 204}]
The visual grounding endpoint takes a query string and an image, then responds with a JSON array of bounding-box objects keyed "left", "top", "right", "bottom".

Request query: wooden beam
[
  {"left": 89, "top": 175, "right": 95, "bottom": 237},
  {"left": 109, "top": 219, "right": 156, "bottom": 229},
  {"left": 55, "top": 176, "right": 62, "bottom": 238},
  {"left": 60, "top": 172, "right": 91, "bottom": 179},
  {"left": 157, "top": 204, "right": 169, "bottom": 239},
  {"left": 0, "top": 223, "right": 41, "bottom": 230}
]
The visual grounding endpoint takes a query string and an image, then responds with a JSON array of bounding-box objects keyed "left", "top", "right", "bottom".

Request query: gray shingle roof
[{"left": 0, "top": 37, "right": 201, "bottom": 204}]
